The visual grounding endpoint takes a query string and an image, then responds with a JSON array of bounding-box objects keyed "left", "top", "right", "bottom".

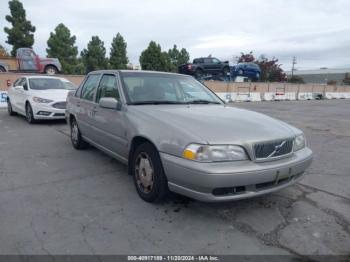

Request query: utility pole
[{"left": 291, "top": 56, "right": 297, "bottom": 78}]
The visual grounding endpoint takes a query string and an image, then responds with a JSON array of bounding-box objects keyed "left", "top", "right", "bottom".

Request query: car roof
[
  {"left": 24, "top": 75, "right": 70, "bottom": 81},
  {"left": 89, "top": 70, "right": 189, "bottom": 77}
]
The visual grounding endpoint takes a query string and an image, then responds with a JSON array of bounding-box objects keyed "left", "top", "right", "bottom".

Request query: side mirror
[
  {"left": 23, "top": 83, "right": 28, "bottom": 90},
  {"left": 99, "top": 97, "right": 119, "bottom": 110}
]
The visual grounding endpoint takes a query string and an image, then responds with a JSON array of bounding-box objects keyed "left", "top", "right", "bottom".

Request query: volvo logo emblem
[{"left": 267, "top": 140, "right": 286, "bottom": 158}]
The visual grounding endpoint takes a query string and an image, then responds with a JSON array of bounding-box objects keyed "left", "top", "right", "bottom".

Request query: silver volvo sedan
[{"left": 66, "top": 70, "right": 313, "bottom": 203}]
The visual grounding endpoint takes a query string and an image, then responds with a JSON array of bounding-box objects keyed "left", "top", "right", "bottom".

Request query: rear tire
[
  {"left": 7, "top": 99, "right": 16, "bottom": 116},
  {"left": 132, "top": 142, "right": 168, "bottom": 203},
  {"left": 70, "top": 118, "right": 88, "bottom": 150},
  {"left": 45, "top": 65, "right": 58, "bottom": 75},
  {"left": 25, "top": 103, "right": 36, "bottom": 124},
  {"left": 223, "top": 67, "right": 230, "bottom": 76}
]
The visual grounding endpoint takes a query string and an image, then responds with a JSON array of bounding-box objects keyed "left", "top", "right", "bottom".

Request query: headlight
[
  {"left": 32, "top": 97, "right": 53, "bottom": 103},
  {"left": 293, "top": 134, "right": 306, "bottom": 151},
  {"left": 183, "top": 144, "right": 248, "bottom": 162}
]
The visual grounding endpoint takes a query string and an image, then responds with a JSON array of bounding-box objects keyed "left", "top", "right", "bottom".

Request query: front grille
[
  {"left": 52, "top": 102, "right": 66, "bottom": 109},
  {"left": 254, "top": 138, "right": 293, "bottom": 160}
]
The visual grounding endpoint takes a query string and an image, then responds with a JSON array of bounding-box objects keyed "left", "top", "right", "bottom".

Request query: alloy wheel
[
  {"left": 7, "top": 100, "right": 12, "bottom": 114},
  {"left": 135, "top": 152, "right": 154, "bottom": 194},
  {"left": 26, "top": 105, "right": 33, "bottom": 122},
  {"left": 71, "top": 121, "right": 79, "bottom": 145}
]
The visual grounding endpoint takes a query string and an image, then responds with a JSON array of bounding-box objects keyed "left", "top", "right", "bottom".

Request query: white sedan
[{"left": 7, "top": 76, "right": 77, "bottom": 123}]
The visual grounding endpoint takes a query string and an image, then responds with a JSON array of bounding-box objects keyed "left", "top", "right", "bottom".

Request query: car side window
[
  {"left": 204, "top": 58, "right": 212, "bottom": 64},
  {"left": 212, "top": 58, "right": 220, "bottom": 64},
  {"left": 22, "top": 79, "right": 28, "bottom": 90},
  {"left": 81, "top": 74, "right": 100, "bottom": 101},
  {"left": 96, "top": 74, "right": 120, "bottom": 103},
  {"left": 13, "top": 78, "right": 22, "bottom": 86},
  {"left": 16, "top": 78, "right": 28, "bottom": 90}
]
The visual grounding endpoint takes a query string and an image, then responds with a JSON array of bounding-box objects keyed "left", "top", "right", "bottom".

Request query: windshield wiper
[
  {"left": 131, "top": 101, "right": 186, "bottom": 105},
  {"left": 186, "top": 99, "right": 221, "bottom": 104}
]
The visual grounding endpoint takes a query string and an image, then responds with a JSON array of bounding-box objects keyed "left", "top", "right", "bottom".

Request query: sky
[{"left": 0, "top": 0, "right": 350, "bottom": 70}]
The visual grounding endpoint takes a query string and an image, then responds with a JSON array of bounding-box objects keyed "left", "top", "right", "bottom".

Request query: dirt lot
[{"left": 0, "top": 100, "right": 349, "bottom": 260}]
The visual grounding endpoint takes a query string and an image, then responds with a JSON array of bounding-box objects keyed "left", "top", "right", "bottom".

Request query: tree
[
  {"left": 139, "top": 41, "right": 172, "bottom": 72},
  {"left": 236, "top": 52, "right": 286, "bottom": 82},
  {"left": 109, "top": 33, "right": 128, "bottom": 69},
  {"left": 343, "top": 73, "right": 350, "bottom": 85},
  {"left": 4, "top": 0, "right": 36, "bottom": 56},
  {"left": 81, "top": 36, "right": 108, "bottom": 73},
  {"left": 0, "top": 44, "right": 10, "bottom": 57},
  {"left": 237, "top": 51, "right": 255, "bottom": 63},
  {"left": 46, "top": 23, "right": 78, "bottom": 74},
  {"left": 256, "top": 55, "right": 286, "bottom": 82},
  {"left": 327, "top": 80, "right": 337, "bottom": 85},
  {"left": 288, "top": 75, "right": 305, "bottom": 84},
  {"left": 168, "top": 45, "right": 190, "bottom": 72}
]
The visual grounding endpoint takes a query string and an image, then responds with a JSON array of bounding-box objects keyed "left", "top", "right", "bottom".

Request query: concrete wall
[
  {"left": 203, "top": 81, "right": 350, "bottom": 94},
  {"left": 0, "top": 72, "right": 349, "bottom": 94}
]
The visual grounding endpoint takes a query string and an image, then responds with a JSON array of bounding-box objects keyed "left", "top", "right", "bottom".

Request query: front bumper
[
  {"left": 32, "top": 103, "right": 66, "bottom": 120},
  {"left": 160, "top": 147, "right": 313, "bottom": 202}
]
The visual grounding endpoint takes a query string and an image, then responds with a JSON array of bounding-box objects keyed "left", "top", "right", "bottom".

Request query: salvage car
[
  {"left": 178, "top": 57, "right": 230, "bottom": 78},
  {"left": 0, "top": 48, "right": 62, "bottom": 75},
  {"left": 231, "top": 62, "right": 261, "bottom": 80},
  {"left": 66, "top": 70, "right": 313, "bottom": 203},
  {"left": 7, "top": 76, "right": 76, "bottom": 123}
]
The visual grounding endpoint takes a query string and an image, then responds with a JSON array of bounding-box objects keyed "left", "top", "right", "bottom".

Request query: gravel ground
[{"left": 0, "top": 99, "right": 349, "bottom": 260}]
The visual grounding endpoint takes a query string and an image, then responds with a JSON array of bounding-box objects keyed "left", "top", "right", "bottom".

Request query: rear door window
[{"left": 81, "top": 74, "right": 100, "bottom": 101}]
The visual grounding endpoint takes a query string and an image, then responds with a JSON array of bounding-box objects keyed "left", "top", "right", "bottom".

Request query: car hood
[
  {"left": 31, "top": 89, "right": 70, "bottom": 101},
  {"left": 131, "top": 105, "right": 299, "bottom": 144}
]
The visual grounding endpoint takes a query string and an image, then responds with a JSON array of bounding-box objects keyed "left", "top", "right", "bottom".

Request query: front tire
[
  {"left": 132, "top": 142, "right": 168, "bottom": 203},
  {"left": 194, "top": 69, "right": 204, "bottom": 79},
  {"left": 7, "top": 99, "right": 16, "bottom": 116},
  {"left": 25, "top": 103, "right": 36, "bottom": 124},
  {"left": 70, "top": 118, "right": 88, "bottom": 150}
]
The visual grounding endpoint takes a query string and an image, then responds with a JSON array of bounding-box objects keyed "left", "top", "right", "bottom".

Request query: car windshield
[
  {"left": 121, "top": 72, "right": 223, "bottom": 105},
  {"left": 29, "top": 78, "right": 76, "bottom": 90}
]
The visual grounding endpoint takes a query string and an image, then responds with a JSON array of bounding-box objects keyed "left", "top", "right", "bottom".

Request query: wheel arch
[
  {"left": 128, "top": 135, "right": 159, "bottom": 175},
  {"left": 44, "top": 64, "right": 59, "bottom": 73},
  {"left": 68, "top": 113, "right": 76, "bottom": 125}
]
